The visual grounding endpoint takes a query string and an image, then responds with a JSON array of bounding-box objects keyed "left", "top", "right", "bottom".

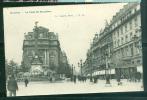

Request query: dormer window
[
  {"left": 28, "top": 35, "right": 32, "bottom": 39},
  {"left": 39, "top": 33, "right": 43, "bottom": 38},
  {"left": 50, "top": 35, "right": 54, "bottom": 39}
]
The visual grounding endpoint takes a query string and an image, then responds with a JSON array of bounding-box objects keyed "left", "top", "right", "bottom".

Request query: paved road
[{"left": 7, "top": 79, "right": 143, "bottom": 96}]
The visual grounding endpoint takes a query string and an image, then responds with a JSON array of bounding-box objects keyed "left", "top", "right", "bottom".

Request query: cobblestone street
[{"left": 7, "top": 79, "right": 143, "bottom": 96}]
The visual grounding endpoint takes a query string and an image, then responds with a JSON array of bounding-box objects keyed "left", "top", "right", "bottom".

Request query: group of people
[
  {"left": 7, "top": 75, "right": 29, "bottom": 96},
  {"left": 70, "top": 75, "right": 99, "bottom": 84}
]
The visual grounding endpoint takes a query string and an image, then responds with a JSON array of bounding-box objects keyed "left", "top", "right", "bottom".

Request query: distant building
[{"left": 83, "top": 3, "right": 142, "bottom": 81}]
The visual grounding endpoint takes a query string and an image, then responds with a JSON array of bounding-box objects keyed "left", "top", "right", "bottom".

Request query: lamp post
[
  {"left": 88, "top": 54, "right": 93, "bottom": 82},
  {"left": 105, "top": 45, "right": 111, "bottom": 86},
  {"left": 132, "top": 35, "right": 138, "bottom": 81},
  {"left": 71, "top": 64, "right": 74, "bottom": 81},
  {"left": 78, "top": 59, "right": 83, "bottom": 76},
  {"left": 73, "top": 66, "right": 75, "bottom": 76},
  {"left": 78, "top": 62, "right": 80, "bottom": 75},
  {"left": 132, "top": 35, "right": 143, "bottom": 84},
  {"left": 80, "top": 59, "right": 83, "bottom": 76}
]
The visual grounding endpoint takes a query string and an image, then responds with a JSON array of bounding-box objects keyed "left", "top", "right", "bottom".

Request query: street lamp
[
  {"left": 132, "top": 35, "right": 143, "bottom": 85},
  {"left": 80, "top": 59, "right": 83, "bottom": 76},
  {"left": 73, "top": 66, "right": 75, "bottom": 76},
  {"left": 105, "top": 45, "right": 111, "bottom": 86},
  {"left": 78, "top": 60, "right": 83, "bottom": 77},
  {"left": 71, "top": 64, "right": 74, "bottom": 81},
  {"left": 88, "top": 53, "right": 93, "bottom": 82}
]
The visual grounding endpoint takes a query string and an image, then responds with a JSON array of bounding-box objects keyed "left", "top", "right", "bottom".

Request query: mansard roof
[{"left": 24, "top": 26, "right": 58, "bottom": 40}]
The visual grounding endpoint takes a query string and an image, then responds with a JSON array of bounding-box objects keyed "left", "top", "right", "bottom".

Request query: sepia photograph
[{"left": 3, "top": 3, "right": 143, "bottom": 97}]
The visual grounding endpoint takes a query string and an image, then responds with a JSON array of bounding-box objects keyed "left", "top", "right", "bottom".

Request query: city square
[
  {"left": 3, "top": 3, "right": 143, "bottom": 96},
  {"left": 12, "top": 79, "right": 143, "bottom": 96}
]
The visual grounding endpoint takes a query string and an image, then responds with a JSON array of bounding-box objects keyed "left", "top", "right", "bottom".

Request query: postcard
[{"left": 3, "top": 3, "right": 143, "bottom": 97}]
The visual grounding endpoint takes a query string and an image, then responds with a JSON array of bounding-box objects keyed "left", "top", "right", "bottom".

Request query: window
[
  {"left": 130, "top": 44, "right": 134, "bottom": 56},
  {"left": 121, "top": 37, "right": 124, "bottom": 44},
  {"left": 29, "top": 35, "right": 32, "bottom": 39},
  {"left": 134, "top": 17, "right": 138, "bottom": 27},
  {"left": 137, "top": 60, "right": 141, "bottom": 64},
  {"left": 125, "top": 24, "right": 127, "bottom": 32},
  {"left": 121, "top": 27, "right": 123, "bottom": 34},
  {"left": 118, "top": 40, "right": 120, "bottom": 46},
  {"left": 117, "top": 30, "right": 119, "bottom": 37},
  {"left": 125, "top": 35, "right": 128, "bottom": 42},
  {"left": 113, "top": 31, "right": 115, "bottom": 35},
  {"left": 130, "top": 32, "right": 133, "bottom": 40},
  {"left": 113, "top": 32, "right": 115, "bottom": 38},
  {"left": 134, "top": 8, "right": 137, "bottom": 12},
  {"left": 126, "top": 46, "right": 129, "bottom": 56},
  {"left": 121, "top": 48, "right": 124, "bottom": 57},
  {"left": 39, "top": 33, "right": 43, "bottom": 38},
  {"left": 129, "top": 21, "right": 132, "bottom": 29}
]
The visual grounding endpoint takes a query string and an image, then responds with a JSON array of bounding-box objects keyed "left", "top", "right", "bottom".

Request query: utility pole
[{"left": 105, "top": 45, "right": 111, "bottom": 86}]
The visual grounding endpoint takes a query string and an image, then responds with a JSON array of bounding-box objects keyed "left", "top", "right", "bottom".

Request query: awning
[
  {"left": 137, "top": 66, "right": 143, "bottom": 73},
  {"left": 92, "top": 69, "right": 116, "bottom": 76},
  {"left": 110, "top": 69, "right": 115, "bottom": 74}
]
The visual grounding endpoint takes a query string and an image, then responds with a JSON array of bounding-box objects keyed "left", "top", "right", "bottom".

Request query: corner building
[
  {"left": 112, "top": 3, "right": 142, "bottom": 80},
  {"left": 83, "top": 3, "right": 142, "bottom": 81},
  {"left": 22, "top": 23, "right": 70, "bottom": 80}
]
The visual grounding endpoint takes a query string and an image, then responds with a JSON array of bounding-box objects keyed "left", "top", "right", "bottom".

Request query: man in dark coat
[
  {"left": 7, "top": 76, "right": 18, "bottom": 96},
  {"left": 73, "top": 75, "right": 76, "bottom": 84},
  {"left": 24, "top": 78, "right": 29, "bottom": 87}
]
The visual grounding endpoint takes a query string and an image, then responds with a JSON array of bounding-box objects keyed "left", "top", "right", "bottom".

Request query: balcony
[
  {"left": 121, "top": 55, "right": 133, "bottom": 61},
  {"left": 23, "top": 41, "right": 35, "bottom": 46}
]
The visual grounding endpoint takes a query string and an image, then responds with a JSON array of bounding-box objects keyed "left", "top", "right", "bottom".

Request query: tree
[
  {"left": 57, "top": 62, "right": 72, "bottom": 78},
  {"left": 5, "top": 60, "right": 12, "bottom": 79},
  {"left": 8, "top": 60, "right": 19, "bottom": 77},
  {"left": 20, "top": 61, "right": 28, "bottom": 72}
]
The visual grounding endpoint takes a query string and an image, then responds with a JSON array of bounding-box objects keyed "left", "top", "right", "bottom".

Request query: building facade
[
  {"left": 22, "top": 23, "right": 70, "bottom": 79},
  {"left": 111, "top": 3, "right": 142, "bottom": 81},
  {"left": 83, "top": 3, "right": 142, "bottom": 81}
]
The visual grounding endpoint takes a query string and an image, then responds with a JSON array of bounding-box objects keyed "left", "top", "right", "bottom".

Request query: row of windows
[
  {"left": 114, "top": 27, "right": 141, "bottom": 48},
  {"left": 113, "top": 16, "right": 139, "bottom": 39},
  {"left": 120, "top": 6, "right": 139, "bottom": 24},
  {"left": 93, "top": 5, "right": 140, "bottom": 49},
  {"left": 115, "top": 42, "right": 141, "bottom": 58},
  {"left": 114, "top": 32, "right": 134, "bottom": 47},
  {"left": 112, "top": 5, "right": 140, "bottom": 33},
  {"left": 25, "top": 33, "right": 58, "bottom": 40}
]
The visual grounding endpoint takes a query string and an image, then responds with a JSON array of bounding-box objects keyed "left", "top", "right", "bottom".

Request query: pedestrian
[
  {"left": 24, "top": 78, "right": 29, "bottom": 87},
  {"left": 94, "top": 77, "right": 97, "bottom": 83},
  {"left": 7, "top": 75, "right": 18, "bottom": 96},
  {"left": 117, "top": 76, "right": 122, "bottom": 86},
  {"left": 74, "top": 75, "right": 76, "bottom": 83}
]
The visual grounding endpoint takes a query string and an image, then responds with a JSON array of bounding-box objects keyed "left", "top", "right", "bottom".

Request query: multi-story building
[
  {"left": 58, "top": 51, "right": 71, "bottom": 78},
  {"left": 22, "top": 22, "right": 70, "bottom": 79},
  {"left": 83, "top": 3, "right": 142, "bottom": 81},
  {"left": 84, "top": 21, "right": 113, "bottom": 79},
  {"left": 111, "top": 3, "right": 142, "bottom": 81}
]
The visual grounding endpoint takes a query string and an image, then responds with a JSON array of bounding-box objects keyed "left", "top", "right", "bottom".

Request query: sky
[{"left": 4, "top": 3, "right": 127, "bottom": 70}]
